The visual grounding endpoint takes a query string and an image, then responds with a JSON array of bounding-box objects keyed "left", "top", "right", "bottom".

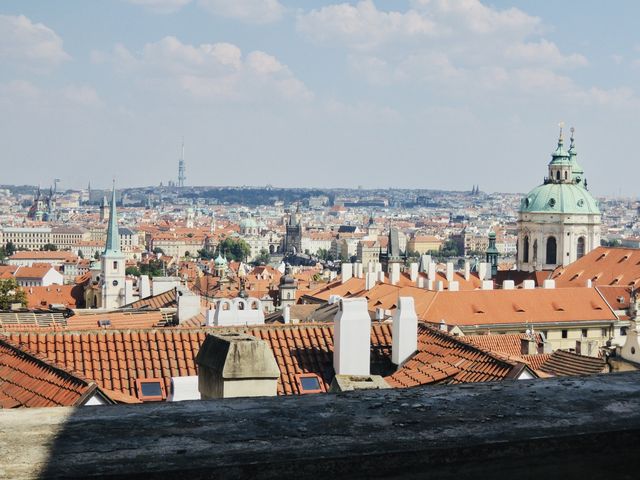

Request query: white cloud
[
  {"left": 62, "top": 85, "right": 104, "bottom": 108},
  {"left": 99, "top": 36, "right": 312, "bottom": 102},
  {"left": 0, "top": 15, "right": 70, "bottom": 70},
  {"left": 506, "top": 40, "right": 588, "bottom": 68},
  {"left": 0, "top": 81, "right": 103, "bottom": 109},
  {"left": 198, "top": 0, "right": 285, "bottom": 24},
  {"left": 298, "top": 1, "right": 437, "bottom": 50},
  {"left": 125, "top": 0, "right": 192, "bottom": 14}
]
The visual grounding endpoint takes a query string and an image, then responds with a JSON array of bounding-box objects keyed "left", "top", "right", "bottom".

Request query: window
[
  {"left": 577, "top": 237, "right": 585, "bottom": 259},
  {"left": 581, "top": 329, "right": 588, "bottom": 338},
  {"left": 561, "top": 329, "right": 568, "bottom": 339},
  {"left": 546, "top": 237, "right": 557, "bottom": 265},
  {"left": 621, "top": 327, "right": 628, "bottom": 336},
  {"left": 523, "top": 236, "right": 529, "bottom": 263},
  {"left": 136, "top": 378, "right": 166, "bottom": 402},
  {"left": 296, "top": 374, "right": 323, "bottom": 394},
  {"left": 113, "top": 261, "right": 118, "bottom": 270}
]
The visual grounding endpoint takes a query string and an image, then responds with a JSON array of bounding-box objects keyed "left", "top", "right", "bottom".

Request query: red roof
[
  {"left": 551, "top": 247, "right": 640, "bottom": 289},
  {"left": 0, "top": 336, "right": 106, "bottom": 408}
]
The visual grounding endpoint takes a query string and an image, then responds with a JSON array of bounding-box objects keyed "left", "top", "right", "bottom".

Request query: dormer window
[
  {"left": 136, "top": 378, "right": 166, "bottom": 402},
  {"left": 296, "top": 374, "right": 324, "bottom": 394}
]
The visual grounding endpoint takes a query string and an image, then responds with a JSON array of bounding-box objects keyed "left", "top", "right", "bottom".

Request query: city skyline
[{"left": 1, "top": 1, "right": 640, "bottom": 196}]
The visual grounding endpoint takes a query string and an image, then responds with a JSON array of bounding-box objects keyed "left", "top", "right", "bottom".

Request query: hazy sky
[{"left": 1, "top": 1, "right": 639, "bottom": 196}]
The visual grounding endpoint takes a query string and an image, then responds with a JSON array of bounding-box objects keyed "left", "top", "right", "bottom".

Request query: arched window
[
  {"left": 533, "top": 240, "right": 538, "bottom": 264},
  {"left": 564, "top": 171, "right": 568, "bottom": 180},
  {"left": 523, "top": 236, "right": 529, "bottom": 263},
  {"left": 577, "top": 236, "right": 585, "bottom": 259},
  {"left": 546, "top": 237, "right": 557, "bottom": 265},
  {"left": 556, "top": 170, "right": 560, "bottom": 180}
]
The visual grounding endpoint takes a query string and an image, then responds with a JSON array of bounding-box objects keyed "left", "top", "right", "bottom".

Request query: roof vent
[{"left": 98, "top": 319, "right": 111, "bottom": 327}]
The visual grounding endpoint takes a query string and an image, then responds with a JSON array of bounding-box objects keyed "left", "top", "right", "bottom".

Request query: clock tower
[{"left": 101, "top": 182, "right": 126, "bottom": 309}]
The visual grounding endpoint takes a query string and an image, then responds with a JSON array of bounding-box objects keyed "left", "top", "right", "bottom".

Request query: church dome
[
  {"left": 520, "top": 182, "right": 599, "bottom": 215},
  {"left": 240, "top": 217, "right": 258, "bottom": 229}
]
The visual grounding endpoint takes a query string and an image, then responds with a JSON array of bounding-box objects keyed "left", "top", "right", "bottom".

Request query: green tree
[
  {"left": 94, "top": 251, "right": 100, "bottom": 260},
  {"left": 254, "top": 248, "right": 270, "bottom": 265},
  {"left": 316, "top": 248, "right": 334, "bottom": 261},
  {"left": 198, "top": 248, "right": 215, "bottom": 260},
  {"left": 152, "top": 247, "right": 165, "bottom": 255},
  {"left": 0, "top": 278, "right": 27, "bottom": 310},
  {"left": 126, "top": 266, "right": 141, "bottom": 276},
  {"left": 140, "top": 260, "right": 164, "bottom": 278},
  {"left": 78, "top": 250, "right": 84, "bottom": 259},
  {"left": 5, "top": 242, "right": 16, "bottom": 256},
  {"left": 216, "top": 238, "right": 251, "bottom": 262},
  {"left": 41, "top": 243, "right": 58, "bottom": 251}
]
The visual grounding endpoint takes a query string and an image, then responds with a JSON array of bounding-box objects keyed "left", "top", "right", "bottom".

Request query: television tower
[{"left": 178, "top": 139, "right": 186, "bottom": 188}]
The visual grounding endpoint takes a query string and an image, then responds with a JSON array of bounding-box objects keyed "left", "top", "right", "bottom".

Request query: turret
[{"left": 547, "top": 125, "right": 573, "bottom": 184}]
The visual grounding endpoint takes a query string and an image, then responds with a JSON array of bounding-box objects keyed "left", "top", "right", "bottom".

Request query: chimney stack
[
  {"left": 478, "top": 263, "right": 488, "bottom": 282},
  {"left": 341, "top": 263, "right": 353, "bottom": 284},
  {"left": 365, "top": 272, "right": 376, "bottom": 290},
  {"left": 543, "top": 279, "right": 556, "bottom": 289},
  {"left": 420, "top": 254, "right": 431, "bottom": 273},
  {"left": 392, "top": 297, "right": 418, "bottom": 366},
  {"left": 417, "top": 277, "right": 425, "bottom": 289},
  {"left": 196, "top": 333, "right": 280, "bottom": 399},
  {"left": 139, "top": 275, "right": 151, "bottom": 299},
  {"left": 409, "top": 263, "right": 419, "bottom": 283},
  {"left": 389, "top": 263, "right": 400, "bottom": 285},
  {"left": 448, "top": 281, "right": 459, "bottom": 292},
  {"left": 333, "top": 298, "right": 371, "bottom": 376},
  {"left": 481, "top": 280, "right": 494, "bottom": 290},
  {"left": 523, "top": 279, "right": 535, "bottom": 290},
  {"left": 427, "top": 262, "right": 436, "bottom": 281},
  {"left": 520, "top": 336, "right": 538, "bottom": 355},
  {"left": 464, "top": 261, "right": 470, "bottom": 281},
  {"left": 376, "top": 271, "right": 385, "bottom": 283},
  {"left": 503, "top": 280, "right": 515, "bottom": 290},
  {"left": 446, "top": 262, "right": 454, "bottom": 282}
]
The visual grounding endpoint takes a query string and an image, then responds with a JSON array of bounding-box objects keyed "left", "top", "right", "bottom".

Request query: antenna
[{"left": 178, "top": 137, "right": 186, "bottom": 188}]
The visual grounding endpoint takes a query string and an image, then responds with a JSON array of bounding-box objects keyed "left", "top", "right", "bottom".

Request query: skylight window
[
  {"left": 296, "top": 374, "right": 323, "bottom": 394},
  {"left": 136, "top": 378, "right": 166, "bottom": 402}
]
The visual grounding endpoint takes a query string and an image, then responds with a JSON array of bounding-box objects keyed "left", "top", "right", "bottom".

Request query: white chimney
[
  {"left": 417, "top": 277, "right": 425, "bottom": 288},
  {"left": 503, "top": 280, "right": 515, "bottom": 290},
  {"left": 367, "top": 262, "right": 375, "bottom": 273},
  {"left": 478, "top": 263, "right": 487, "bottom": 282},
  {"left": 420, "top": 254, "right": 431, "bottom": 273},
  {"left": 436, "top": 281, "right": 444, "bottom": 291},
  {"left": 427, "top": 262, "right": 436, "bottom": 280},
  {"left": 390, "top": 263, "right": 400, "bottom": 285},
  {"left": 206, "top": 308, "right": 215, "bottom": 326},
  {"left": 586, "top": 279, "right": 592, "bottom": 288},
  {"left": 439, "top": 319, "right": 447, "bottom": 332},
  {"left": 355, "top": 262, "right": 363, "bottom": 279},
  {"left": 543, "top": 279, "right": 556, "bottom": 289},
  {"left": 377, "top": 271, "right": 385, "bottom": 283},
  {"left": 481, "top": 280, "right": 494, "bottom": 290},
  {"left": 375, "top": 307, "right": 386, "bottom": 320},
  {"left": 139, "top": 275, "right": 151, "bottom": 299},
  {"left": 374, "top": 262, "right": 382, "bottom": 273},
  {"left": 446, "top": 262, "right": 454, "bottom": 282},
  {"left": 464, "top": 261, "right": 470, "bottom": 281},
  {"left": 484, "top": 262, "right": 493, "bottom": 280},
  {"left": 168, "top": 376, "right": 199, "bottom": 402},
  {"left": 333, "top": 298, "right": 371, "bottom": 376},
  {"left": 124, "top": 278, "right": 134, "bottom": 305},
  {"left": 409, "top": 263, "right": 419, "bottom": 283},
  {"left": 283, "top": 305, "right": 291, "bottom": 324},
  {"left": 341, "top": 263, "right": 353, "bottom": 284},
  {"left": 448, "top": 281, "right": 459, "bottom": 292},
  {"left": 177, "top": 287, "right": 201, "bottom": 323},
  {"left": 328, "top": 295, "right": 342, "bottom": 305},
  {"left": 426, "top": 279, "right": 434, "bottom": 290},
  {"left": 365, "top": 272, "right": 376, "bottom": 290},
  {"left": 392, "top": 297, "right": 418, "bottom": 366},
  {"left": 523, "top": 279, "right": 535, "bottom": 290}
]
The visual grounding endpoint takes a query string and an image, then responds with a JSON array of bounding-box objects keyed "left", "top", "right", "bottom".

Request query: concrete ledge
[{"left": 2, "top": 372, "right": 640, "bottom": 479}]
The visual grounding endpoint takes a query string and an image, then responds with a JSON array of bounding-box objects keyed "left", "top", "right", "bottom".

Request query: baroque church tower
[
  {"left": 101, "top": 183, "right": 126, "bottom": 309},
  {"left": 517, "top": 127, "right": 601, "bottom": 272}
]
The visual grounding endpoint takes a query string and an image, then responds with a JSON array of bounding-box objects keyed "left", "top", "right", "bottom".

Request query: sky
[{"left": 1, "top": 0, "right": 639, "bottom": 196}]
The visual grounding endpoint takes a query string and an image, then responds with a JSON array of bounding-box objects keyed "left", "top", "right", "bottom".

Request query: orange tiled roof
[
  {"left": 539, "top": 350, "right": 606, "bottom": 377},
  {"left": 551, "top": 247, "right": 640, "bottom": 289},
  {"left": 125, "top": 289, "right": 177, "bottom": 309},
  {"left": 385, "top": 325, "right": 527, "bottom": 388},
  {"left": 0, "top": 335, "right": 105, "bottom": 408},
  {"left": 5, "top": 321, "right": 532, "bottom": 400},
  {"left": 462, "top": 333, "right": 544, "bottom": 357}
]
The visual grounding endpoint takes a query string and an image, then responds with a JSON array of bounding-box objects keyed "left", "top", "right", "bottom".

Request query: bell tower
[{"left": 101, "top": 182, "right": 126, "bottom": 309}]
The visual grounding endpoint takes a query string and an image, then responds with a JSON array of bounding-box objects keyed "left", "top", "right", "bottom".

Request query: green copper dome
[{"left": 520, "top": 183, "right": 599, "bottom": 215}]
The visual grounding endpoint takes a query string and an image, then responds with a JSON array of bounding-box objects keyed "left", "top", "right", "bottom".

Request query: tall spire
[{"left": 104, "top": 181, "right": 120, "bottom": 255}]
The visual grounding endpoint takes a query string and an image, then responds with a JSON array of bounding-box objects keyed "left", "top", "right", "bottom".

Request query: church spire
[{"left": 104, "top": 181, "right": 120, "bottom": 255}]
